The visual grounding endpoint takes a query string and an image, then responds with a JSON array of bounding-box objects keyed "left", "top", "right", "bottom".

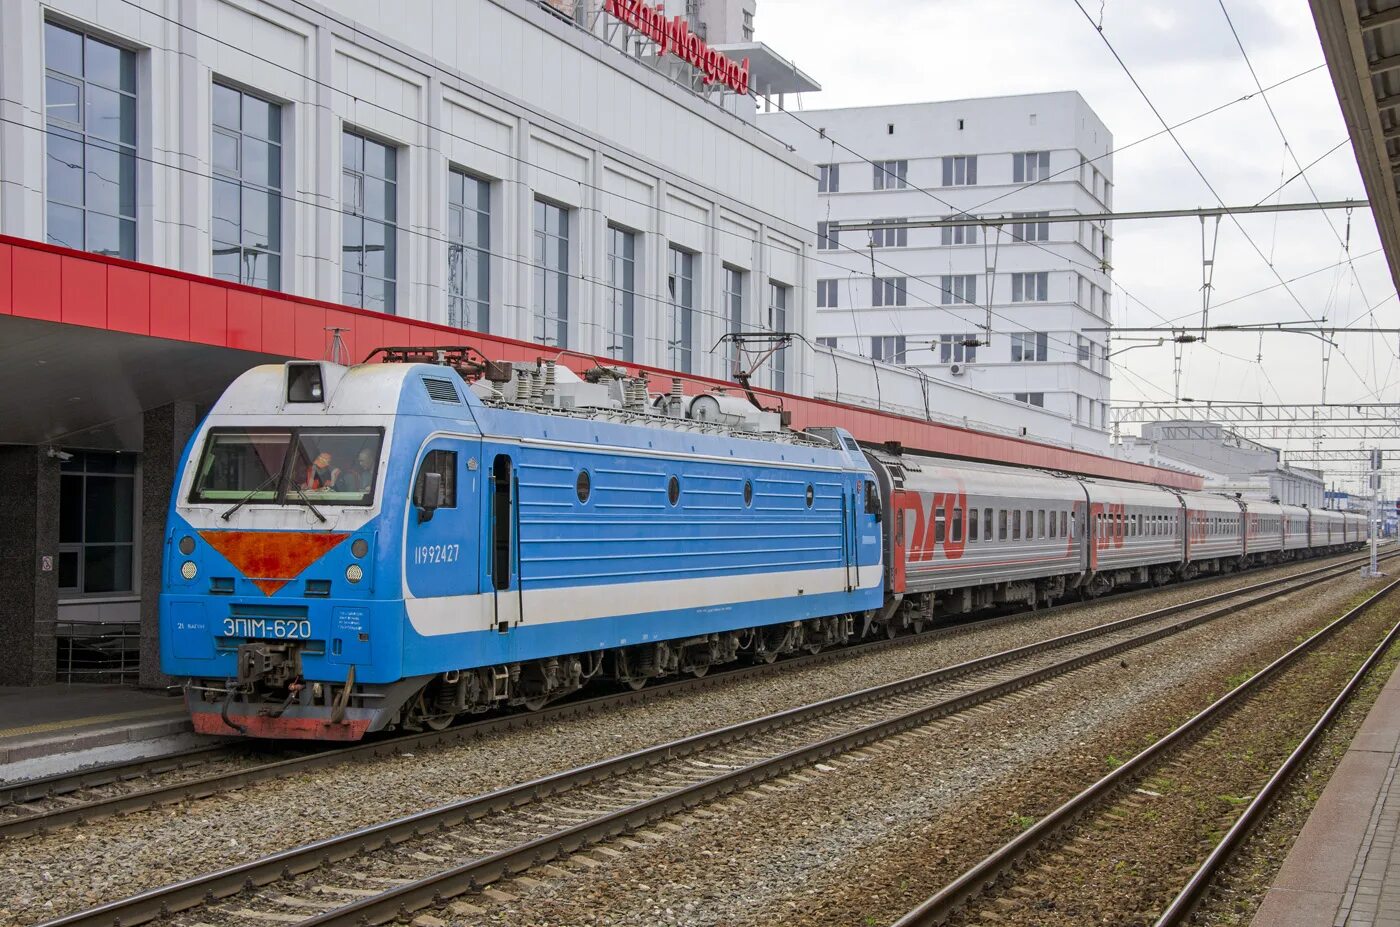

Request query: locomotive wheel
[
  {"left": 758, "top": 648, "right": 780, "bottom": 664},
  {"left": 627, "top": 676, "right": 649, "bottom": 691},
  {"left": 884, "top": 620, "right": 900, "bottom": 639},
  {"left": 690, "top": 661, "right": 710, "bottom": 677},
  {"left": 422, "top": 713, "right": 454, "bottom": 731},
  {"left": 523, "top": 694, "right": 551, "bottom": 711}
]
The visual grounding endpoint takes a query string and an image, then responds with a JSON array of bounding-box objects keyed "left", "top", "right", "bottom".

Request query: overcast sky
[{"left": 761, "top": 0, "right": 1396, "bottom": 479}]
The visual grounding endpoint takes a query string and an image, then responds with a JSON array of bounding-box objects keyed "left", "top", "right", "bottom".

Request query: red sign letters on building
[{"left": 603, "top": 0, "right": 751, "bottom": 95}]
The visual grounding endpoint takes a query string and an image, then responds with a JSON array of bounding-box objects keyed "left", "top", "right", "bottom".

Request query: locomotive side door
[{"left": 487, "top": 452, "right": 522, "bottom": 631}]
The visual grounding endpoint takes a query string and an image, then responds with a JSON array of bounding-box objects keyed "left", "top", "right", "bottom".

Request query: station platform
[
  {"left": 1253, "top": 659, "right": 1400, "bottom": 926},
  {"left": 0, "top": 684, "right": 199, "bottom": 781}
]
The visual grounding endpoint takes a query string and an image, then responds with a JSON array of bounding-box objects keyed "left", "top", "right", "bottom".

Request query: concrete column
[
  {"left": 139, "top": 402, "right": 197, "bottom": 689},
  {"left": 0, "top": 446, "right": 59, "bottom": 685}
]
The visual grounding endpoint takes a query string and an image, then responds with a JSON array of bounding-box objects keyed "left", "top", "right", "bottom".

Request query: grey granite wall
[
  {"left": 0, "top": 446, "right": 59, "bottom": 685},
  {"left": 139, "top": 402, "right": 197, "bottom": 689}
]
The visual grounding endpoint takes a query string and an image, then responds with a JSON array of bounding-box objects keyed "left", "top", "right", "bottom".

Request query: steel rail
[
  {"left": 888, "top": 576, "right": 1400, "bottom": 927},
  {"left": 1152, "top": 609, "right": 1400, "bottom": 924},
  {"left": 37, "top": 552, "right": 1381, "bottom": 927},
  {"left": 9, "top": 548, "right": 1373, "bottom": 840},
  {"left": 0, "top": 743, "right": 236, "bottom": 805}
]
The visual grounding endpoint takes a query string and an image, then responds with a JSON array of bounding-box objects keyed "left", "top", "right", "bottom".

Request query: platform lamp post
[{"left": 1365, "top": 448, "right": 1383, "bottom": 578}]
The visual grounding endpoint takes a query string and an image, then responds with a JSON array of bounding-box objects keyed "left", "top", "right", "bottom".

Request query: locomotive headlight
[
  {"left": 351, "top": 538, "right": 368, "bottom": 559},
  {"left": 178, "top": 536, "right": 196, "bottom": 555},
  {"left": 180, "top": 561, "right": 198, "bottom": 581},
  {"left": 345, "top": 563, "right": 364, "bottom": 584}
]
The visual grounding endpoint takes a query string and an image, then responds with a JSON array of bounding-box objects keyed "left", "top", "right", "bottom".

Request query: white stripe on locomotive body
[{"left": 403, "top": 563, "right": 884, "bottom": 637}]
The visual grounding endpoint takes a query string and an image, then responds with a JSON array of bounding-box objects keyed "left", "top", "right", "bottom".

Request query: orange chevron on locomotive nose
[{"left": 198, "top": 530, "right": 350, "bottom": 596}]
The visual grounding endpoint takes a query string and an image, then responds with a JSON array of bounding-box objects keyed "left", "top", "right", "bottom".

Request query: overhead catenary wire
[
  {"left": 49, "top": 0, "right": 1353, "bottom": 419},
  {"left": 1070, "top": 0, "right": 1384, "bottom": 403}
]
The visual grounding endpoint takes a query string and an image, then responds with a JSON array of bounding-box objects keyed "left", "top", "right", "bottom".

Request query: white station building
[
  {"left": 759, "top": 93, "right": 1116, "bottom": 438},
  {"left": 0, "top": 0, "right": 1131, "bottom": 685}
]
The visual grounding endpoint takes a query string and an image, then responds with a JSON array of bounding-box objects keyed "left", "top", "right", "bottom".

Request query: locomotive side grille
[{"left": 423, "top": 377, "right": 462, "bottom": 403}]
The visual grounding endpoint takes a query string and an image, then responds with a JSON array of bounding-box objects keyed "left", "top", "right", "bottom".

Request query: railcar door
[{"left": 488, "top": 453, "right": 522, "bottom": 631}]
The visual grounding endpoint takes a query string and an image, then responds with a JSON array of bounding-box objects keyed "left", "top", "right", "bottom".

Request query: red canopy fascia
[{"left": 0, "top": 234, "right": 1201, "bottom": 490}]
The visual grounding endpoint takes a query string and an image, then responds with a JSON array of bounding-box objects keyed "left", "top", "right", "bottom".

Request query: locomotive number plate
[{"left": 222, "top": 617, "right": 313, "bottom": 639}]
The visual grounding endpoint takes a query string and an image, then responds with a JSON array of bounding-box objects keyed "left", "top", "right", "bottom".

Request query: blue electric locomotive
[{"left": 161, "top": 349, "right": 885, "bottom": 739}]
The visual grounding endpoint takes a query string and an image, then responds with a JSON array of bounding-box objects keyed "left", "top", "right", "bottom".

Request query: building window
[
  {"left": 1077, "top": 334, "right": 1092, "bottom": 364},
  {"left": 941, "top": 274, "right": 976, "bottom": 305},
  {"left": 533, "top": 199, "right": 570, "bottom": 347},
  {"left": 1011, "top": 271, "right": 1048, "bottom": 302},
  {"left": 58, "top": 451, "right": 136, "bottom": 596},
  {"left": 448, "top": 169, "right": 491, "bottom": 331},
  {"left": 742, "top": 9, "right": 754, "bottom": 40},
  {"left": 817, "top": 279, "right": 838, "bottom": 308},
  {"left": 872, "top": 277, "right": 907, "bottom": 307},
  {"left": 342, "top": 130, "right": 398, "bottom": 314},
  {"left": 767, "top": 281, "right": 790, "bottom": 390},
  {"left": 818, "top": 163, "right": 839, "bottom": 193},
  {"left": 44, "top": 22, "right": 137, "bottom": 259},
  {"left": 873, "top": 159, "right": 908, "bottom": 190},
  {"left": 941, "top": 218, "right": 978, "bottom": 246},
  {"left": 870, "top": 220, "right": 908, "bottom": 248},
  {"left": 668, "top": 246, "right": 696, "bottom": 372},
  {"left": 606, "top": 225, "right": 636, "bottom": 361},
  {"left": 211, "top": 83, "right": 282, "bottom": 289},
  {"left": 1013, "top": 392, "right": 1046, "bottom": 407},
  {"left": 1011, "top": 212, "right": 1050, "bottom": 243},
  {"left": 941, "top": 155, "right": 977, "bottom": 186},
  {"left": 1013, "top": 151, "right": 1051, "bottom": 183},
  {"left": 816, "top": 336, "right": 839, "bottom": 349},
  {"left": 725, "top": 265, "right": 745, "bottom": 375},
  {"left": 871, "top": 335, "right": 906, "bottom": 365},
  {"left": 939, "top": 333, "right": 978, "bottom": 364},
  {"left": 817, "top": 221, "right": 839, "bottom": 251},
  {"left": 1011, "top": 331, "right": 1049, "bottom": 362}
]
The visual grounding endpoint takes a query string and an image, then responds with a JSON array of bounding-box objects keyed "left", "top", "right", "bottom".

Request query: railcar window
[
  {"left": 1047, "top": 511, "right": 1056, "bottom": 538},
  {"left": 414, "top": 450, "right": 458, "bottom": 509},
  {"left": 1037, "top": 510, "right": 1045, "bottom": 539},
  {"left": 190, "top": 427, "right": 383, "bottom": 506},
  {"left": 805, "top": 484, "right": 814, "bottom": 508},
  {"left": 743, "top": 480, "right": 753, "bottom": 507},
  {"left": 576, "top": 470, "right": 591, "bottom": 504},
  {"left": 999, "top": 510, "right": 1008, "bottom": 540},
  {"left": 1012, "top": 510, "right": 1021, "bottom": 540},
  {"left": 951, "top": 507, "right": 963, "bottom": 543},
  {"left": 969, "top": 508, "right": 979, "bottom": 542},
  {"left": 985, "top": 509, "right": 994, "bottom": 541},
  {"left": 669, "top": 476, "right": 681, "bottom": 506},
  {"left": 934, "top": 507, "right": 946, "bottom": 543}
]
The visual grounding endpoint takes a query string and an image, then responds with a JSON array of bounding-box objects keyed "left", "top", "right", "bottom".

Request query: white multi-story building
[{"left": 760, "top": 93, "right": 1116, "bottom": 433}]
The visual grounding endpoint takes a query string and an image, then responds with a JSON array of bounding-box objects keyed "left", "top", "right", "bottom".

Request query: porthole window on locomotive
[
  {"left": 743, "top": 479, "right": 753, "bottom": 506},
  {"left": 576, "top": 469, "right": 591, "bottom": 504},
  {"left": 668, "top": 475, "right": 681, "bottom": 506},
  {"left": 805, "top": 484, "right": 815, "bottom": 507}
]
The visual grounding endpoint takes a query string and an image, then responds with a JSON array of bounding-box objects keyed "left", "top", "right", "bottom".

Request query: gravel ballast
[
  {"left": 422, "top": 571, "right": 1394, "bottom": 927},
  {"left": 0, "top": 552, "right": 1375, "bottom": 926}
]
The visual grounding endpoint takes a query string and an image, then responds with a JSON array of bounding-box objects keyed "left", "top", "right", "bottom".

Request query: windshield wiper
[
  {"left": 221, "top": 472, "right": 282, "bottom": 521},
  {"left": 289, "top": 483, "right": 328, "bottom": 523}
]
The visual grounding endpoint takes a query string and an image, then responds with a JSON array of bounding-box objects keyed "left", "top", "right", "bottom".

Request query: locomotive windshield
[{"left": 190, "top": 427, "right": 384, "bottom": 507}]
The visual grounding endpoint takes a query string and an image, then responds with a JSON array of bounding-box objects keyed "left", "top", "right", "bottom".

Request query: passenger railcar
[
  {"left": 1283, "top": 505, "right": 1311, "bottom": 552},
  {"left": 1243, "top": 499, "right": 1285, "bottom": 562},
  {"left": 868, "top": 454, "right": 1084, "bottom": 633},
  {"left": 1079, "top": 478, "right": 1185, "bottom": 591}
]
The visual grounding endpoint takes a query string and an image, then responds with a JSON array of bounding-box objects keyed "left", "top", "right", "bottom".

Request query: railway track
[
  {"left": 36, "top": 550, "right": 1388, "bottom": 927},
  {"left": 4, "top": 548, "right": 1376, "bottom": 842},
  {"left": 888, "top": 572, "right": 1400, "bottom": 927}
]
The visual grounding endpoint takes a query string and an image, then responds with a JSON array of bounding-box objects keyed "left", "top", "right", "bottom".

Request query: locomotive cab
[{"left": 162, "top": 359, "right": 482, "bottom": 739}]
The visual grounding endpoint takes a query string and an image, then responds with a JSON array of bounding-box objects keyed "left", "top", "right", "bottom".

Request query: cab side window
[{"left": 414, "top": 449, "right": 458, "bottom": 509}]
